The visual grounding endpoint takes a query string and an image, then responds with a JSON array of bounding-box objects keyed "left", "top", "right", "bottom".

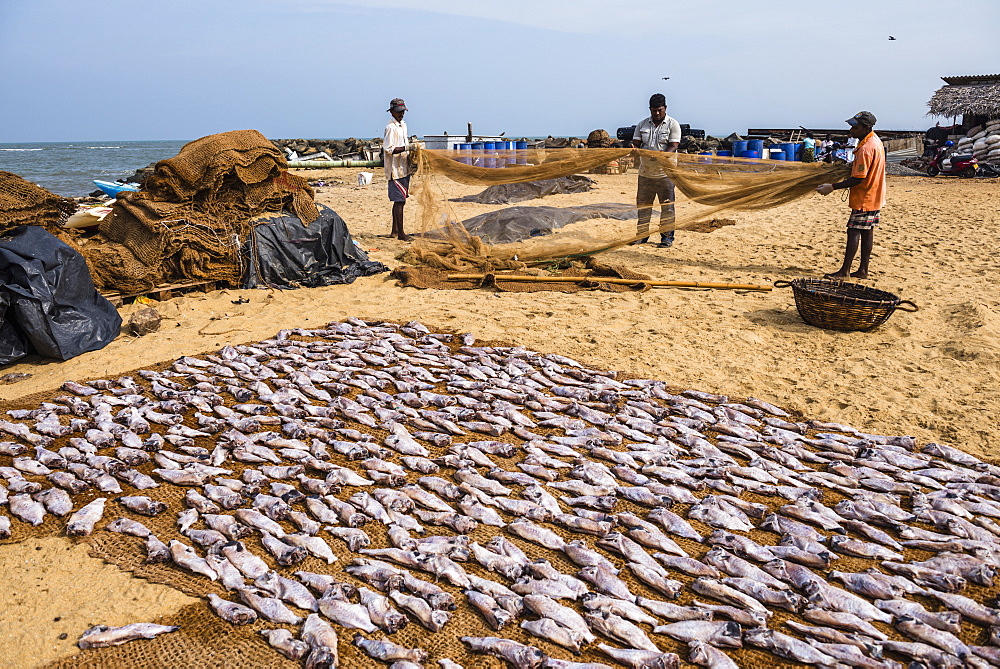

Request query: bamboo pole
[
  {"left": 446, "top": 274, "right": 772, "bottom": 291},
  {"left": 286, "top": 160, "right": 383, "bottom": 168}
]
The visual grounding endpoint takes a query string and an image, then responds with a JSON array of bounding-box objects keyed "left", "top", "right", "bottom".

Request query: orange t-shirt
[{"left": 849, "top": 132, "right": 886, "bottom": 211}]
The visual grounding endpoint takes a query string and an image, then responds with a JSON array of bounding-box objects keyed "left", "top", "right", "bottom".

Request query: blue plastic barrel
[
  {"left": 471, "top": 142, "right": 484, "bottom": 167},
  {"left": 731, "top": 140, "right": 748, "bottom": 156},
  {"left": 515, "top": 140, "right": 528, "bottom": 164},
  {"left": 747, "top": 139, "right": 764, "bottom": 154},
  {"left": 740, "top": 150, "right": 760, "bottom": 159},
  {"left": 716, "top": 150, "right": 732, "bottom": 157},
  {"left": 770, "top": 151, "right": 786, "bottom": 160},
  {"left": 499, "top": 141, "right": 513, "bottom": 166},
  {"left": 779, "top": 143, "right": 796, "bottom": 161}
]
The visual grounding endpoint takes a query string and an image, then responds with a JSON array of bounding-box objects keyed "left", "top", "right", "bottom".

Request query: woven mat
[
  {"left": 392, "top": 260, "right": 652, "bottom": 293},
  {"left": 1, "top": 321, "right": 994, "bottom": 669}
]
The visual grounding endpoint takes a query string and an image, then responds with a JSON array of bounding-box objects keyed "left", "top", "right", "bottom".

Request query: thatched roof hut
[{"left": 927, "top": 74, "right": 1000, "bottom": 119}]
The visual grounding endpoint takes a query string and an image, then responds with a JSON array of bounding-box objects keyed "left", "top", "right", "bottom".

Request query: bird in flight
[
  {"left": 888, "top": 35, "right": 896, "bottom": 40},
  {"left": 662, "top": 77, "right": 670, "bottom": 80}
]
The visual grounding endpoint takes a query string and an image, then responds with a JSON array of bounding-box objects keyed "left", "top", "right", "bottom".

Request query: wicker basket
[{"left": 774, "top": 278, "right": 918, "bottom": 332}]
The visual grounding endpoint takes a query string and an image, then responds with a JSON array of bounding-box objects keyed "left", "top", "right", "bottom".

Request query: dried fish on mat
[{"left": 2, "top": 318, "right": 999, "bottom": 669}]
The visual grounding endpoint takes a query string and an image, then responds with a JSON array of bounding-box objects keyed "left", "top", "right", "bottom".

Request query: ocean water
[{"left": 0, "top": 140, "right": 187, "bottom": 197}]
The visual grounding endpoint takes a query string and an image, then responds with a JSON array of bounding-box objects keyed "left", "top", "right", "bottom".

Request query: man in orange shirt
[{"left": 816, "top": 111, "right": 885, "bottom": 279}]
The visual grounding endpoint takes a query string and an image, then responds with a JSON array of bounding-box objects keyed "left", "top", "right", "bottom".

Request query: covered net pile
[
  {"left": 62, "top": 130, "right": 318, "bottom": 294},
  {"left": 0, "top": 170, "right": 76, "bottom": 235},
  {"left": 402, "top": 148, "right": 851, "bottom": 271}
]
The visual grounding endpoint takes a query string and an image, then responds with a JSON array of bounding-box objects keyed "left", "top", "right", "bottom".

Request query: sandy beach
[{"left": 0, "top": 166, "right": 997, "bottom": 666}]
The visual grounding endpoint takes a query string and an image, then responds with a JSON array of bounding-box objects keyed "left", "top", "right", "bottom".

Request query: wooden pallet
[{"left": 102, "top": 280, "right": 227, "bottom": 307}]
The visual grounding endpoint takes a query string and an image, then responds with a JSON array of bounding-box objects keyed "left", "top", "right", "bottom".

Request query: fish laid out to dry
[
  {"left": 77, "top": 623, "right": 180, "bottom": 649},
  {"left": 3, "top": 318, "right": 1000, "bottom": 669}
]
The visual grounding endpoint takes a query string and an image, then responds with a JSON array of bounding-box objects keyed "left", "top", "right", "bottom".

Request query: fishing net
[
  {"left": 0, "top": 170, "right": 76, "bottom": 235},
  {"left": 401, "top": 148, "right": 851, "bottom": 271},
  {"left": 53, "top": 130, "right": 321, "bottom": 295}
]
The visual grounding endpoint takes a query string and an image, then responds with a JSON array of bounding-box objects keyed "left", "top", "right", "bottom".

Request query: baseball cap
[
  {"left": 387, "top": 98, "right": 408, "bottom": 112},
  {"left": 846, "top": 111, "right": 877, "bottom": 127},
  {"left": 649, "top": 93, "right": 667, "bottom": 108}
]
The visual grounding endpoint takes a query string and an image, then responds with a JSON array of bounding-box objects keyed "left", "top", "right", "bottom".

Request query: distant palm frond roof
[{"left": 928, "top": 74, "right": 1000, "bottom": 117}]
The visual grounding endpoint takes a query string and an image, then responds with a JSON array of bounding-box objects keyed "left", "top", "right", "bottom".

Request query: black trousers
[{"left": 636, "top": 175, "right": 676, "bottom": 242}]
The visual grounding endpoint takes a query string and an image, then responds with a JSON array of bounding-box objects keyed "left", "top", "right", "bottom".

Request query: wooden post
[{"left": 446, "top": 274, "right": 772, "bottom": 291}]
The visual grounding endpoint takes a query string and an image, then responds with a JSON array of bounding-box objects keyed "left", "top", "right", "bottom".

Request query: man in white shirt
[
  {"left": 631, "top": 93, "right": 682, "bottom": 247},
  {"left": 845, "top": 135, "right": 859, "bottom": 163},
  {"left": 384, "top": 97, "right": 411, "bottom": 240}
]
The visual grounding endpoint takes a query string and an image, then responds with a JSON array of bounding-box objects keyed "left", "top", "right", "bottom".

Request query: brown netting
[
  {"left": 138, "top": 130, "right": 316, "bottom": 224},
  {"left": 404, "top": 148, "right": 851, "bottom": 271},
  {"left": 54, "top": 232, "right": 166, "bottom": 295},
  {"left": 585, "top": 129, "right": 614, "bottom": 148},
  {"left": 49, "top": 129, "right": 322, "bottom": 294},
  {"left": 45, "top": 603, "right": 301, "bottom": 669},
  {"left": 0, "top": 170, "right": 76, "bottom": 234}
]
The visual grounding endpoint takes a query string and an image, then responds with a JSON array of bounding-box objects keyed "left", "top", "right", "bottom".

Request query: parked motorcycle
[{"left": 927, "top": 140, "right": 978, "bottom": 177}]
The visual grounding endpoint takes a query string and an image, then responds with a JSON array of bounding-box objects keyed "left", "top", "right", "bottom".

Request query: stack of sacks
[
  {"left": 965, "top": 124, "right": 990, "bottom": 163},
  {"left": 953, "top": 125, "right": 976, "bottom": 159},
  {"left": 955, "top": 135, "right": 975, "bottom": 156},
  {"left": 985, "top": 118, "right": 1000, "bottom": 164}
]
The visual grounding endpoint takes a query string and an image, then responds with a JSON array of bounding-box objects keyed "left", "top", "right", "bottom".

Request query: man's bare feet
[
  {"left": 849, "top": 270, "right": 868, "bottom": 279},
  {"left": 824, "top": 272, "right": 848, "bottom": 279},
  {"left": 396, "top": 233, "right": 412, "bottom": 242}
]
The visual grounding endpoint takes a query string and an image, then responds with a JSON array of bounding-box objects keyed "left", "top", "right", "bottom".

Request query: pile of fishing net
[
  {"left": 585, "top": 130, "right": 615, "bottom": 148},
  {"left": 61, "top": 130, "right": 318, "bottom": 294},
  {"left": 0, "top": 170, "right": 76, "bottom": 235},
  {"left": 401, "top": 148, "right": 850, "bottom": 272}
]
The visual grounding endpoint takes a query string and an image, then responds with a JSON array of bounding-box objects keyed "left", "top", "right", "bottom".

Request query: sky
[{"left": 1, "top": 0, "right": 999, "bottom": 142}]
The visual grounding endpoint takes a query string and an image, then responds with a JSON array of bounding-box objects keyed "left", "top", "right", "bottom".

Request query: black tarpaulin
[
  {"left": 452, "top": 203, "right": 638, "bottom": 244},
  {"left": 0, "top": 290, "right": 29, "bottom": 366},
  {"left": 241, "top": 205, "right": 387, "bottom": 289},
  {"left": 0, "top": 226, "right": 121, "bottom": 362},
  {"left": 451, "top": 175, "right": 595, "bottom": 204}
]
